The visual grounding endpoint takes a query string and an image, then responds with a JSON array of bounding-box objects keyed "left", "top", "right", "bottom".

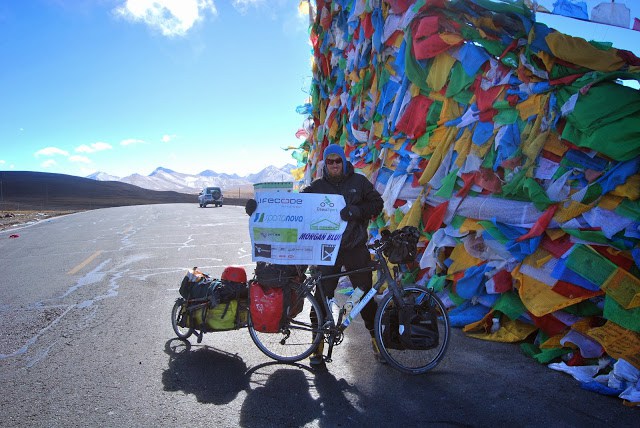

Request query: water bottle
[
  {"left": 341, "top": 287, "right": 365, "bottom": 328},
  {"left": 343, "top": 287, "right": 365, "bottom": 315},
  {"left": 327, "top": 297, "right": 340, "bottom": 324}
]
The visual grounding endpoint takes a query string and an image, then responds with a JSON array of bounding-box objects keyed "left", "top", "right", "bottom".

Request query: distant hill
[
  {"left": 0, "top": 171, "right": 201, "bottom": 211},
  {"left": 87, "top": 164, "right": 297, "bottom": 193}
]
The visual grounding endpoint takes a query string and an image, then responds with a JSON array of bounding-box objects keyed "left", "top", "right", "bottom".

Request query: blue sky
[
  {"left": 0, "top": 0, "right": 312, "bottom": 178},
  {"left": 0, "top": 1, "right": 638, "bottom": 179}
]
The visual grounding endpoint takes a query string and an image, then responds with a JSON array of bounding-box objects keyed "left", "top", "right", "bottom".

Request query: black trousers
[{"left": 315, "top": 244, "right": 377, "bottom": 333}]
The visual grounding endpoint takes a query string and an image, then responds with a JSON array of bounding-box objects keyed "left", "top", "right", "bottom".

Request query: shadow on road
[
  {"left": 162, "top": 342, "right": 366, "bottom": 425},
  {"left": 162, "top": 339, "right": 249, "bottom": 404},
  {"left": 241, "top": 361, "right": 366, "bottom": 427}
]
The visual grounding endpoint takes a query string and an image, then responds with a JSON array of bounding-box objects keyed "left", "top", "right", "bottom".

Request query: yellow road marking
[{"left": 67, "top": 250, "right": 103, "bottom": 275}]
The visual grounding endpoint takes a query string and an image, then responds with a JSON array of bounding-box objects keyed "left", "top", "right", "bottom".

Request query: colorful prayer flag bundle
[{"left": 295, "top": 0, "right": 640, "bottom": 404}]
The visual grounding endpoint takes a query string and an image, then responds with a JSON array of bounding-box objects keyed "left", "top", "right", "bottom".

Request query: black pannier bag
[
  {"left": 398, "top": 294, "right": 439, "bottom": 350},
  {"left": 254, "top": 262, "right": 307, "bottom": 287},
  {"left": 216, "top": 279, "right": 249, "bottom": 303},
  {"left": 179, "top": 269, "right": 217, "bottom": 300},
  {"left": 381, "top": 295, "right": 440, "bottom": 351},
  {"left": 381, "top": 305, "right": 404, "bottom": 350},
  {"left": 382, "top": 226, "right": 420, "bottom": 264}
]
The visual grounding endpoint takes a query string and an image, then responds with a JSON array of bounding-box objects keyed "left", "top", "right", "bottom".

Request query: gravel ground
[{"left": 0, "top": 211, "right": 79, "bottom": 231}]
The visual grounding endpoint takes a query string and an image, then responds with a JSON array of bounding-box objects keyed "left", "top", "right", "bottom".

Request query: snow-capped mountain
[
  {"left": 85, "top": 171, "right": 121, "bottom": 181},
  {"left": 87, "top": 164, "right": 297, "bottom": 193}
]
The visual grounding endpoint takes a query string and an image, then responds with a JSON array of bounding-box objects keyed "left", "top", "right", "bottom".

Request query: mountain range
[{"left": 86, "top": 164, "right": 297, "bottom": 194}]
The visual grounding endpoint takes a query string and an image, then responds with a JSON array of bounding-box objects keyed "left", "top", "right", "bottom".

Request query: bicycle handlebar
[{"left": 366, "top": 238, "right": 389, "bottom": 253}]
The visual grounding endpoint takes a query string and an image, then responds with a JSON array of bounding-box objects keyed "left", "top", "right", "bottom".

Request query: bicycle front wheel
[
  {"left": 248, "top": 287, "right": 324, "bottom": 363},
  {"left": 374, "top": 285, "right": 450, "bottom": 375}
]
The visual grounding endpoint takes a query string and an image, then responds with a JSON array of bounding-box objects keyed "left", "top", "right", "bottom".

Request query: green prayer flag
[
  {"left": 604, "top": 296, "right": 640, "bottom": 333},
  {"left": 566, "top": 244, "right": 617, "bottom": 286},
  {"left": 435, "top": 168, "right": 459, "bottom": 198},
  {"left": 493, "top": 291, "right": 526, "bottom": 321},
  {"left": 427, "top": 275, "right": 447, "bottom": 292}
]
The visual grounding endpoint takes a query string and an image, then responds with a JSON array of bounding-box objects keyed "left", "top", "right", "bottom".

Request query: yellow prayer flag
[
  {"left": 601, "top": 268, "right": 640, "bottom": 310},
  {"left": 554, "top": 200, "right": 592, "bottom": 223},
  {"left": 465, "top": 318, "right": 538, "bottom": 343},
  {"left": 459, "top": 219, "right": 485, "bottom": 233},
  {"left": 587, "top": 321, "right": 640, "bottom": 369},
  {"left": 291, "top": 166, "right": 306, "bottom": 181},
  {"left": 513, "top": 267, "right": 594, "bottom": 317},
  {"left": 398, "top": 189, "right": 427, "bottom": 229},
  {"left": 427, "top": 53, "right": 456, "bottom": 92},
  {"left": 542, "top": 132, "right": 568, "bottom": 158},
  {"left": 611, "top": 174, "right": 640, "bottom": 200},
  {"left": 448, "top": 243, "right": 483, "bottom": 273}
]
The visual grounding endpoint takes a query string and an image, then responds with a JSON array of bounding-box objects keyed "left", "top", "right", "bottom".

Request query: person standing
[{"left": 301, "top": 144, "right": 384, "bottom": 370}]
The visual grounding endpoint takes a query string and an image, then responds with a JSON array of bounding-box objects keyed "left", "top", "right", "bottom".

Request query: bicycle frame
[{"left": 301, "top": 243, "right": 408, "bottom": 362}]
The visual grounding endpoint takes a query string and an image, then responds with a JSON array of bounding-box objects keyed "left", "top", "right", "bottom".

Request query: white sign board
[{"left": 249, "top": 192, "right": 346, "bottom": 265}]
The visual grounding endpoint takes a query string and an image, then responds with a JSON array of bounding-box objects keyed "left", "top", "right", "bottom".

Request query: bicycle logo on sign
[{"left": 320, "top": 196, "right": 335, "bottom": 208}]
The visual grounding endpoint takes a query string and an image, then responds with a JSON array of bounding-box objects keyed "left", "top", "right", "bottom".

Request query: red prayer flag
[
  {"left": 552, "top": 281, "right": 603, "bottom": 299},
  {"left": 362, "top": 13, "right": 374, "bottom": 39},
  {"left": 395, "top": 94, "right": 434, "bottom": 138},
  {"left": 541, "top": 233, "right": 573, "bottom": 258},
  {"left": 456, "top": 172, "right": 478, "bottom": 197},
  {"left": 388, "top": 0, "right": 413, "bottom": 14},
  {"left": 530, "top": 313, "right": 568, "bottom": 337},
  {"left": 423, "top": 201, "right": 449, "bottom": 232},
  {"left": 413, "top": 34, "right": 459, "bottom": 60},
  {"left": 515, "top": 205, "right": 558, "bottom": 242}
]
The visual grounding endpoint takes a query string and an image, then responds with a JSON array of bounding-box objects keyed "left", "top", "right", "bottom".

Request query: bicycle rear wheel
[
  {"left": 374, "top": 285, "right": 450, "bottom": 375},
  {"left": 248, "top": 287, "right": 324, "bottom": 363}
]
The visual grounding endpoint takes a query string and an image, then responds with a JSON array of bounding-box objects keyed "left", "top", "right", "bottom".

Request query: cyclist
[
  {"left": 245, "top": 144, "right": 384, "bottom": 370},
  {"left": 301, "top": 144, "right": 384, "bottom": 370}
]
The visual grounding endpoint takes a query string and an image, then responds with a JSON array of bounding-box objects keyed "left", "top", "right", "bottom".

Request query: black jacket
[{"left": 302, "top": 161, "right": 383, "bottom": 249}]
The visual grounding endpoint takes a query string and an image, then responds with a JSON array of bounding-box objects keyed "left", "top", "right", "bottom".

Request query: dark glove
[
  {"left": 340, "top": 205, "right": 362, "bottom": 221},
  {"left": 245, "top": 199, "right": 257, "bottom": 216}
]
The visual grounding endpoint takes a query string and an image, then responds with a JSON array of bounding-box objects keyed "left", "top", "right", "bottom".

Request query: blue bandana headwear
[{"left": 323, "top": 144, "right": 347, "bottom": 175}]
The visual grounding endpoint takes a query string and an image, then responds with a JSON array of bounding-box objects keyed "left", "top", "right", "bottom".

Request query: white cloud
[
  {"left": 41, "top": 159, "right": 57, "bottom": 168},
  {"left": 76, "top": 141, "right": 113, "bottom": 153},
  {"left": 0, "top": 160, "right": 5, "bottom": 165},
  {"left": 120, "top": 138, "right": 146, "bottom": 146},
  {"left": 35, "top": 147, "right": 69, "bottom": 157},
  {"left": 69, "top": 155, "right": 92, "bottom": 164},
  {"left": 232, "top": 0, "right": 264, "bottom": 14},
  {"left": 114, "top": 0, "right": 218, "bottom": 37},
  {"left": 161, "top": 134, "right": 176, "bottom": 143}
]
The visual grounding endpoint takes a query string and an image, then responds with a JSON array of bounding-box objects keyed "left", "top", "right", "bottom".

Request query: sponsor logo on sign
[
  {"left": 321, "top": 244, "right": 337, "bottom": 262},
  {"left": 257, "top": 196, "right": 303, "bottom": 205},
  {"left": 253, "top": 213, "right": 304, "bottom": 223},
  {"left": 254, "top": 227, "right": 298, "bottom": 243},
  {"left": 310, "top": 218, "right": 340, "bottom": 231},
  {"left": 254, "top": 243, "right": 272, "bottom": 258}
]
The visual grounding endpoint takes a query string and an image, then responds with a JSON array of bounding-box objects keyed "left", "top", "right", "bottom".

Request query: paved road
[{"left": 0, "top": 204, "right": 636, "bottom": 427}]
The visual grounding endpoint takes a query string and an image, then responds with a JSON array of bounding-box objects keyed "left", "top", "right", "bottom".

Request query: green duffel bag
[{"left": 189, "top": 300, "right": 238, "bottom": 331}]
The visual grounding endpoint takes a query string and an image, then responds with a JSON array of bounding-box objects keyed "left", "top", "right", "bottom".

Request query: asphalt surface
[{"left": 0, "top": 204, "right": 636, "bottom": 427}]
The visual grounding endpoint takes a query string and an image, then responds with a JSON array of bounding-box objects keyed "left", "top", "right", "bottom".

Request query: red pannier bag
[{"left": 250, "top": 281, "right": 284, "bottom": 333}]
